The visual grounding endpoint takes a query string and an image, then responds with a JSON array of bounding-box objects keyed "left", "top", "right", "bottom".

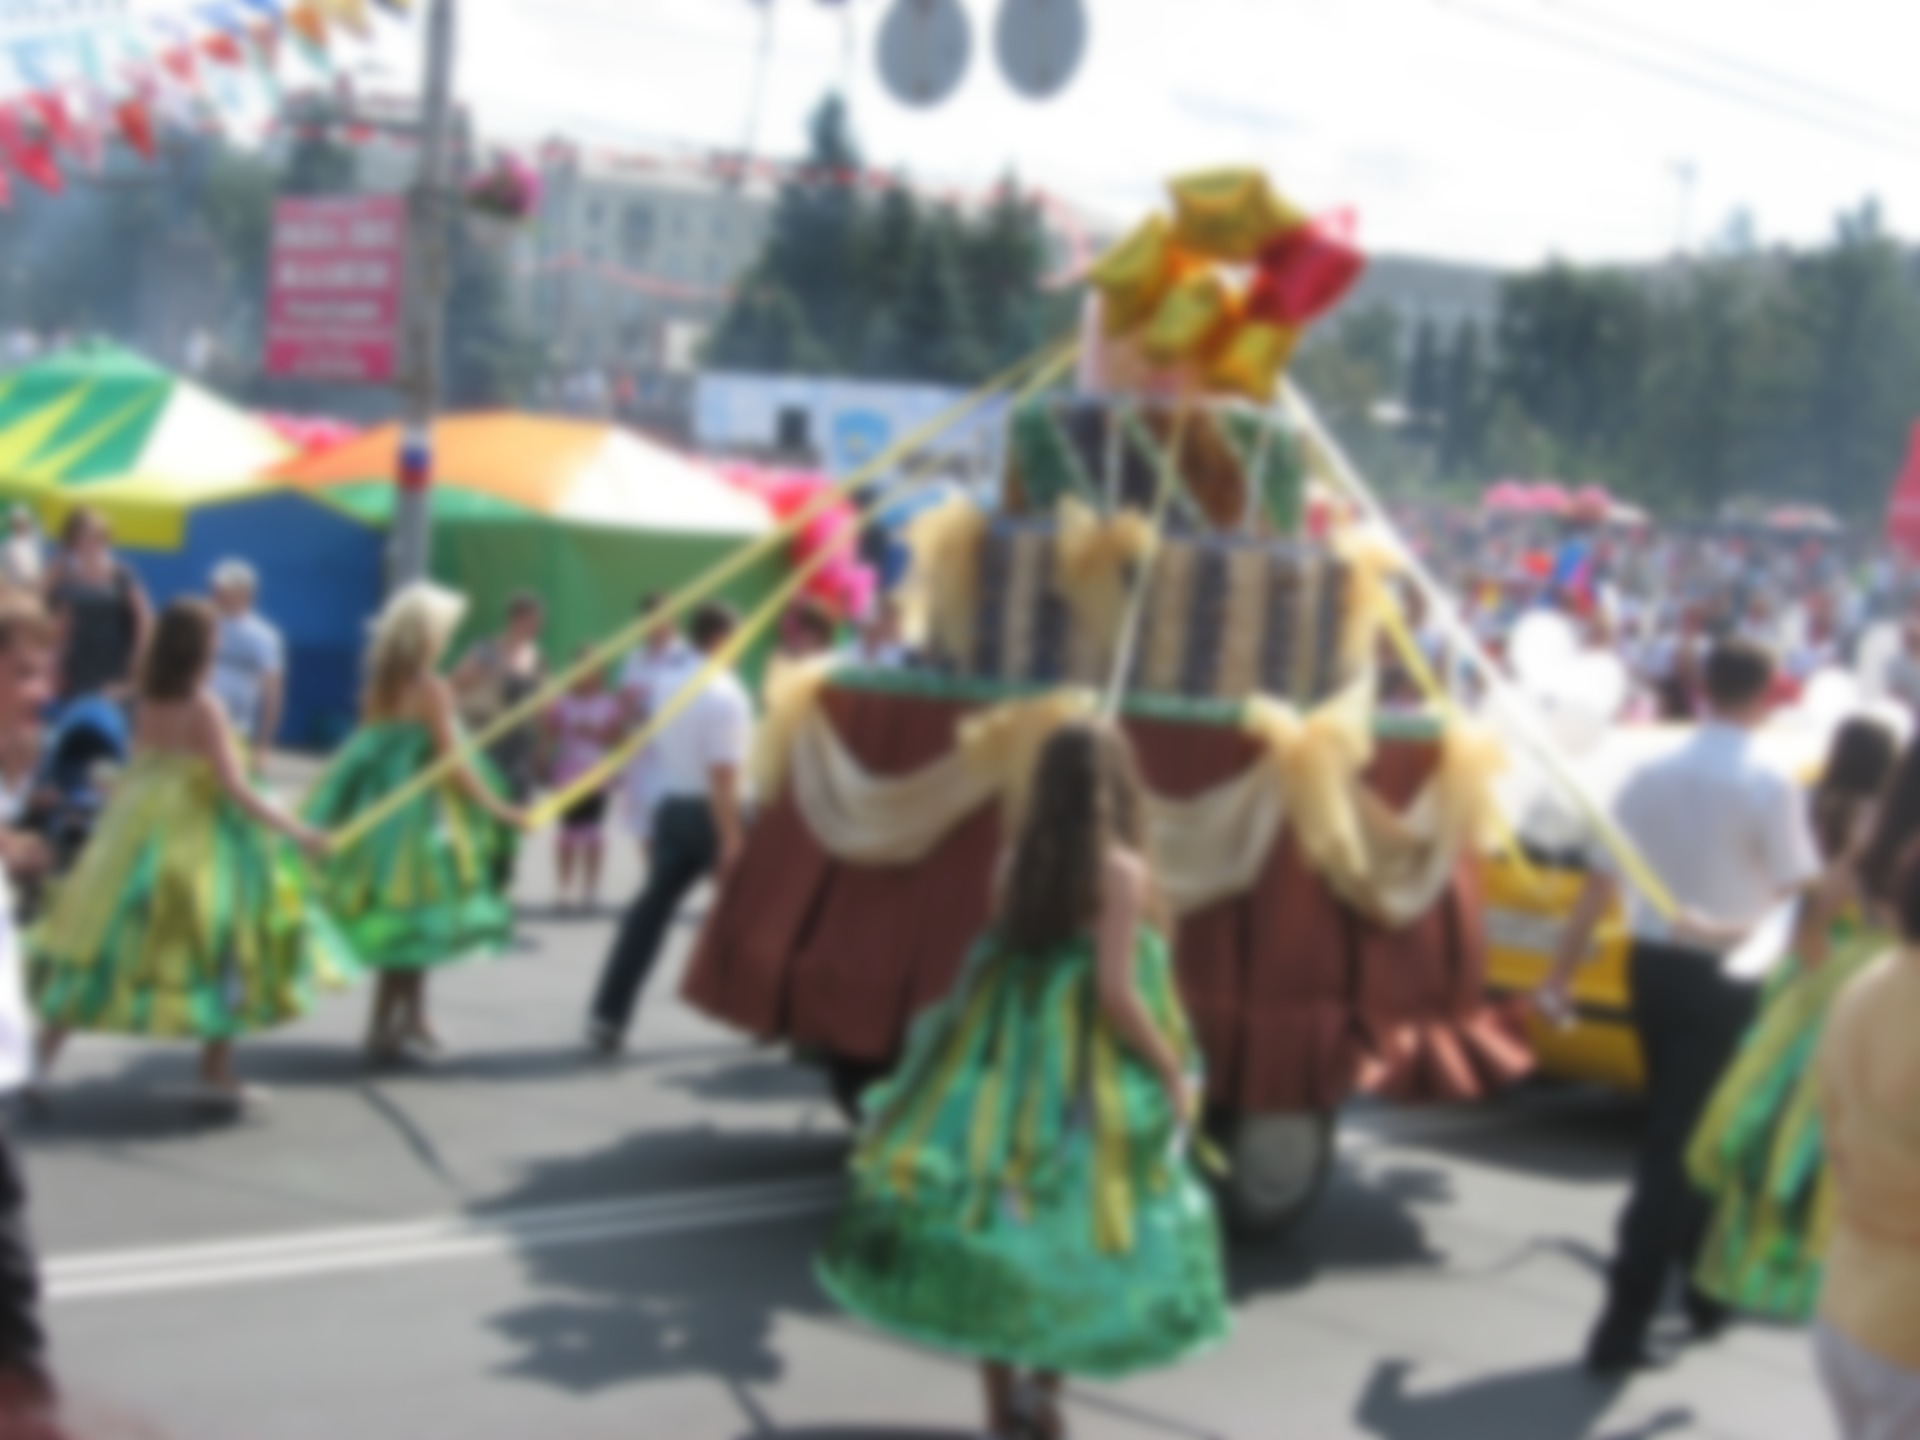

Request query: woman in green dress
[
  {"left": 1688, "top": 715, "right": 1904, "bottom": 1320},
  {"left": 817, "top": 721, "right": 1229, "bottom": 1440},
  {"left": 32, "top": 599, "right": 348, "bottom": 1111},
  {"left": 303, "top": 583, "right": 527, "bottom": 1064}
]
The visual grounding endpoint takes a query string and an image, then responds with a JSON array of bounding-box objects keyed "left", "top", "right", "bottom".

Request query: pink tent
[{"left": 1482, "top": 480, "right": 1533, "bottom": 511}]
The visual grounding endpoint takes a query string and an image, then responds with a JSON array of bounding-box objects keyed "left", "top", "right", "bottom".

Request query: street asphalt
[{"left": 18, "top": 834, "right": 1833, "bottom": 1440}]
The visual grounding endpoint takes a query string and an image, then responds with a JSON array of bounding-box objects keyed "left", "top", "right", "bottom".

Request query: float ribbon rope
[
  {"left": 327, "top": 339, "right": 1081, "bottom": 855},
  {"left": 525, "top": 534, "right": 850, "bottom": 830}
]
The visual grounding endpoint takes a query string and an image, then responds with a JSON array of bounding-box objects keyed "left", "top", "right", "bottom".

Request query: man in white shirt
[
  {"left": 0, "top": 594, "right": 55, "bottom": 1406},
  {"left": 616, "top": 594, "right": 694, "bottom": 859},
  {"left": 207, "top": 561, "right": 285, "bottom": 761},
  {"left": 1541, "top": 639, "right": 1821, "bottom": 1374},
  {"left": 587, "top": 603, "right": 750, "bottom": 1054}
]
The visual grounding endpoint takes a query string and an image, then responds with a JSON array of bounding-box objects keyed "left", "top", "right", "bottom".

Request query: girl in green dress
[
  {"left": 817, "top": 721, "right": 1229, "bottom": 1440},
  {"left": 32, "top": 599, "right": 346, "bottom": 1111},
  {"left": 303, "top": 584, "right": 526, "bottom": 1064},
  {"left": 1688, "top": 715, "right": 1903, "bottom": 1320}
]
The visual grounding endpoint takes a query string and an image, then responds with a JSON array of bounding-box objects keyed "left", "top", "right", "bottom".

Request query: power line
[
  {"left": 1435, "top": 0, "right": 1920, "bottom": 162},
  {"left": 1544, "top": 0, "right": 1920, "bottom": 137}
]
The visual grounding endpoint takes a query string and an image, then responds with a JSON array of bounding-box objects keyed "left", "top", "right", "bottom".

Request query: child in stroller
[{"left": 13, "top": 698, "right": 129, "bottom": 917}]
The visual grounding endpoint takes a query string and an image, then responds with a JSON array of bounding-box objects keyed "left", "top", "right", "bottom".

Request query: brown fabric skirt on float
[{"left": 683, "top": 683, "right": 1531, "bottom": 1112}]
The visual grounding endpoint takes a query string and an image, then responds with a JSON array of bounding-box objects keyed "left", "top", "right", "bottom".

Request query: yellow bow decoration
[
  {"left": 902, "top": 497, "right": 990, "bottom": 666},
  {"left": 1435, "top": 719, "right": 1511, "bottom": 856},
  {"left": 1242, "top": 682, "right": 1375, "bottom": 884},
  {"left": 958, "top": 688, "right": 1099, "bottom": 825},
  {"left": 1052, "top": 496, "right": 1159, "bottom": 664},
  {"left": 1168, "top": 167, "right": 1307, "bottom": 264},
  {"left": 749, "top": 653, "right": 841, "bottom": 802},
  {"left": 1333, "top": 525, "right": 1403, "bottom": 677}
]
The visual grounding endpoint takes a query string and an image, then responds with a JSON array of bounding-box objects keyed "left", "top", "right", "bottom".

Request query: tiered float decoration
[{"left": 684, "top": 169, "right": 1528, "bottom": 1232}]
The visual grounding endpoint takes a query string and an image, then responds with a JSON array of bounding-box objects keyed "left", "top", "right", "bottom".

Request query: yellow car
[{"left": 1482, "top": 856, "right": 1643, "bottom": 1091}]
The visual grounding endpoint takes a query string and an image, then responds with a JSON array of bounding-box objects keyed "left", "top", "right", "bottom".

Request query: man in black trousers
[
  {"left": 587, "top": 603, "right": 750, "bottom": 1055},
  {"left": 1540, "top": 638, "right": 1821, "bottom": 1374}
]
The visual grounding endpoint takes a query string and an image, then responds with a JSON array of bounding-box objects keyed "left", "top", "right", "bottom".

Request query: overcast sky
[{"left": 359, "top": 0, "right": 1920, "bottom": 268}]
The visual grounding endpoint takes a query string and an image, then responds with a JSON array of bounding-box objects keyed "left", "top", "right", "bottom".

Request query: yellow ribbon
[
  {"left": 749, "top": 653, "right": 840, "bottom": 802},
  {"left": 1052, "top": 495, "right": 1158, "bottom": 666},
  {"left": 330, "top": 340, "right": 1081, "bottom": 855},
  {"left": 1242, "top": 682, "right": 1375, "bottom": 885},
  {"left": 525, "top": 537, "right": 845, "bottom": 831},
  {"left": 900, "top": 496, "right": 990, "bottom": 664}
]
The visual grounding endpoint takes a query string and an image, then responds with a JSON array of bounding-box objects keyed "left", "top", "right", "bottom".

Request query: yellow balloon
[
  {"left": 1141, "top": 270, "right": 1235, "bottom": 363},
  {"left": 1087, "top": 214, "right": 1180, "bottom": 336},
  {"left": 1167, "top": 168, "right": 1306, "bottom": 264},
  {"left": 1208, "top": 321, "right": 1300, "bottom": 402}
]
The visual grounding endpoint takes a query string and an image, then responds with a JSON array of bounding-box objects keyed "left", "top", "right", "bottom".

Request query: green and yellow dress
[
  {"left": 33, "top": 752, "right": 359, "bottom": 1037},
  {"left": 818, "top": 927, "right": 1230, "bottom": 1378},
  {"left": 302, "top": 722, "right": 514, "bottom": 970},
  {"left": 1688, "top": 920, "right": 1890, "bottom": 1320}
]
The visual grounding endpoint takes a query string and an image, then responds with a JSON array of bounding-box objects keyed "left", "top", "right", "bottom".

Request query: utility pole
[{"left": 393, "top": 0, "right": 457, "bottom": 591}]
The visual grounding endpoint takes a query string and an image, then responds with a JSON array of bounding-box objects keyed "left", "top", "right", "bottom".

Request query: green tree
[
  {"left": 704, "top": 276, "right": 831, "bottom": 373},
  {"left": 1405, "top": 317, "right": 1442, "bottom": 425},
  {"left": 1493, "top": 263, "right": 1651, "bottom": 465},
  {"left": 1437, "top": 320, "right": 1488, "bottom": 477},
  {"left": 1772, "top": 201, "right": 1920, "bottom": 515},
  {"left": 889, "top": 208, "right": 987, "bottom": 384},
  {"left": 1630, "top": 265, "right": 1764, "bottom": 513},
  {"left": 961, "top": 178, "right": 1049, "bottom": 370},
  {"left": 748, "top": 93, "right": 866, "bottom": 366}
]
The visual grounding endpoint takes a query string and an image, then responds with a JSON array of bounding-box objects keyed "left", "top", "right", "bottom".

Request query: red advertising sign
[{"left": 263, "top": 195, "right": 406, "bottom": 383}]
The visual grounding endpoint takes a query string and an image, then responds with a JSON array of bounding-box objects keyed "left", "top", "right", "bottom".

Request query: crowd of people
[{"left": 0, "top": 493, "right": 1911, "bottom": 1438}]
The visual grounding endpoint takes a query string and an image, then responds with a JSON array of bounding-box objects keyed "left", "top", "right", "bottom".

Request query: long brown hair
[
  {"left": 1811, "top": 717, "right": 1899, "bottom": 863},
  {"left": 140, "top": 599, "right": 215, "bottom": 703},
  {"left": 996, "top": 721, "right": 1149, "bottom": 954},
  {"left": 1860, "top": 736, "right": 1920, "bottom": 913}
]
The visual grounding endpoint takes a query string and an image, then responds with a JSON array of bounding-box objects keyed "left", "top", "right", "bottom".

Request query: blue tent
[{"left": 126, "top": 492, "right": 382, "bottom": 748}]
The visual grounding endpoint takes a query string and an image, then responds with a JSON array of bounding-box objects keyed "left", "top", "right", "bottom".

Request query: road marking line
[{"left": 45, "top": 1176, "right": 845, "bottom": 1304}]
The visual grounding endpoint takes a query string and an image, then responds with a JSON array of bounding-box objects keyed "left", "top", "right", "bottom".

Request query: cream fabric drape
[{"left": 759, "top": 662, "right": 1505, "bottom": 927}]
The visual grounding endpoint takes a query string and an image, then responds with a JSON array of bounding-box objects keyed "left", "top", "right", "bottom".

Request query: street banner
[{"left": 263, "top": 192, "right": 404, "bottom": 383}]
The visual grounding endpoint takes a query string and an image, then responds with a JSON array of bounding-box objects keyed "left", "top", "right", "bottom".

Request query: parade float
[{"left": 682, "top": 169, "right": 1539, "bottom": 1235}]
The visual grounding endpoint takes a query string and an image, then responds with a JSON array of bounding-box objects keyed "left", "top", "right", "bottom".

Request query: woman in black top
[{"left": 47, "top": 508, "right": 151, "bottom": 702}]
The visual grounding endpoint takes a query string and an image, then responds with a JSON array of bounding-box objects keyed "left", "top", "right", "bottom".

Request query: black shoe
[
  {"left": 1684, "top": 1289, "right": 1731, "bottom": 1343},
  {"left": 1584, "top": 1335, "right": 1676, "bottom": 1377}
]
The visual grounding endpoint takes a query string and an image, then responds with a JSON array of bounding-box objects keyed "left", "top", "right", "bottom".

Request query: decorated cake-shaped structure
[{"left": 908, "top": 166, "right": 1374, "bottom": 708}]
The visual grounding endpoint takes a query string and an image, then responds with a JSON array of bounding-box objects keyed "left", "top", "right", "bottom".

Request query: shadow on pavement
[
  {"left": 661, "top": 1054, "right": 836, "bottom": 1108},
  {"left": 1353, "top": 1358, "right": 1692, "bottom": 1440},
  {"left": 1368, "top": 1085, "right": 1645, "bottom": 1187},
  {"left": 1231, "top": 1162, "right": 1450, "bottom": 1299},
  {"left": 727, "top": 1431, "right": 980, "bottom": 1440},
  {"left": 479, "top": 1125, "right": 847, "bottom": 1397}
]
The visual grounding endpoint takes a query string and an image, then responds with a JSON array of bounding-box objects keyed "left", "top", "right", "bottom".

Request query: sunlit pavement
[{"left": 21, "top": 825, "right": 1829, "bottom": 1440}]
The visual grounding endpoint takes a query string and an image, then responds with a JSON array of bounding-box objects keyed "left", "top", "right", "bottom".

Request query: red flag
[
  {"left": 115, "top": 97, "right": 157, "bottom": 160},
  {"left": 161, "top": 45, "right": 198, "bottom": 87},
  {"left": 23, "top": 93, "right": 80, "bottom": 157},
  {"left": 0, "top": 109, "right": 61, "bottom": 193},
  {"left": 203, "top": 31, "right": 246, "bottom": 66}
]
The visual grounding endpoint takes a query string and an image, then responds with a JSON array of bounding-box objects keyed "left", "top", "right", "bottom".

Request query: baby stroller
[{"left": 15, "top": 697, "right": 130, "bottom": 918}]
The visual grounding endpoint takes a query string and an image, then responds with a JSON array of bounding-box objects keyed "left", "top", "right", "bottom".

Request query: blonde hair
[{"left": 364, "top": 582, "right": 467, "bottom": 721}]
